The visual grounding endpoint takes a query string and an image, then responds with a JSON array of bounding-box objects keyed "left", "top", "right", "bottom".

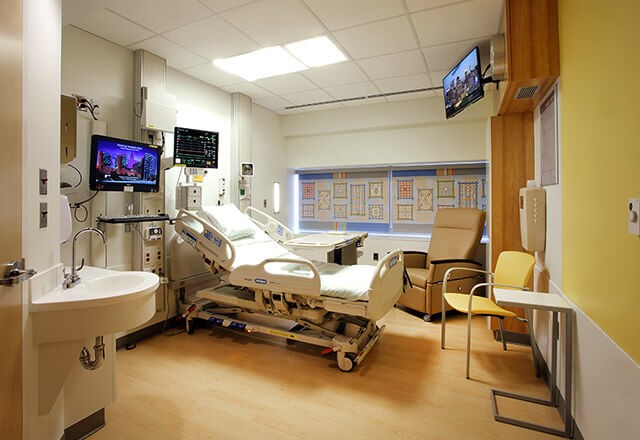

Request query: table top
[
  {"left": 493, "top": 288, "right": 573, "bottom": 312},
  {"left": 284, "top": 231, "right": 367, "bottom": 248}
]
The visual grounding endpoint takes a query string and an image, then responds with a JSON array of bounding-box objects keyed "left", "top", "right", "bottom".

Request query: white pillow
[{"left": 200, "top": 204, "right": 257, "bottom": 241}]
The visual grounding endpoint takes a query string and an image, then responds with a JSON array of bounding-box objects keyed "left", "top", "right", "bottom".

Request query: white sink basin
[{"left": 30, "top": 266, "right": 159, "bottom": 344}]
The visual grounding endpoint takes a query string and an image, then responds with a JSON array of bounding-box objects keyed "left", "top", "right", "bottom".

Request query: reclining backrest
[{"left": 426, "top": 208, "right": 486, "bottom": 268}]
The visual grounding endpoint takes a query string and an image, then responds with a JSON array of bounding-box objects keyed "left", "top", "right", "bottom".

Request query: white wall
[
  {"left": 282, "top": 92, "right": 493, "bottom": 169},
  {"left": 250, "top": 103, "right": 289, "bottom": 225},
  {"left": 22, "top": 1, "right": 64, "bottom": 438},
  {"left": 60, "top": 25, "right": 134, "bottom": 271}
]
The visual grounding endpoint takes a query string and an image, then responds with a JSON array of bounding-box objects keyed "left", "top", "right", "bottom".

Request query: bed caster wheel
[
  {"left": 337, "top": 354, "right": 356, "bottom": 373},
  {"left": 423, "top": 314, "right": 434, "bottom": 322},
  {"left": 186, "top": 319, "right": 195, "bottom": 335}
]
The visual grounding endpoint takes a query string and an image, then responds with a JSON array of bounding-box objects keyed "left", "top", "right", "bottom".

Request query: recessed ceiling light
[
  {"left": 285, "top": 36, "right": 347, "bottom": 67},
  {"left": 213, "top": 46, "right": 307, "bottom": 81}
]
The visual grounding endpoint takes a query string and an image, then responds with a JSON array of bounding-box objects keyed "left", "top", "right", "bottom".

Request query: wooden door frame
[{"left": 0, "top": 0, "right": 24, "bottom": 438}]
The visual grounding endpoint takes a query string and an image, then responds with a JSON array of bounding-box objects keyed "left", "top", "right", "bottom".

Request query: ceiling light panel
[
  {"left": 214, "top": 46, "right": 307, "bottom": 81},
  {"left": 285, "top": 36, "right": 347, "bottom": 67}
]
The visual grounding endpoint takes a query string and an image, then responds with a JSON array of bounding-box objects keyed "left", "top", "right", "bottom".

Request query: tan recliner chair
[{"left": 398, "top": 208, "right": 486, "bottom": 321}]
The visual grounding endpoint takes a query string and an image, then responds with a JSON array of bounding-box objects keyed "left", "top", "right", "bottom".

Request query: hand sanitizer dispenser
[{"left": 519, "top": 182, "right": 546, "bottom": 252}]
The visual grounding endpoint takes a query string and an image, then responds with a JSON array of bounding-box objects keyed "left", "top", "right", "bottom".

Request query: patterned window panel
[
  {"left": 458, "top": 182, "right": 478, "bottom": 208},
  {"left": 397, "top": 179, "right": 413, "bottom": 199},
  {"left": 350, "top": 184, "right": 366, "bottom": 216},
  {"left": 302, "top": 182, "right": 315, "bottom": 200}
]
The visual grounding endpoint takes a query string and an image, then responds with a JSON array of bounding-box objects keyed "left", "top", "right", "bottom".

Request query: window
[{"left": 295, "top": 163, "right": 487, "bottom": 236}]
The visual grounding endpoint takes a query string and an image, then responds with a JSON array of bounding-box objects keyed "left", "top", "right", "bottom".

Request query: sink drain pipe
[{"left": 79, "top": 336, "right": 105, "bottom": 370}]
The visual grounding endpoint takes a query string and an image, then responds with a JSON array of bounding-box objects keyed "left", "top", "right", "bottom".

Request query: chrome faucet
[{"left": 63, "top": 227, "right": 107, "bottom": 289}]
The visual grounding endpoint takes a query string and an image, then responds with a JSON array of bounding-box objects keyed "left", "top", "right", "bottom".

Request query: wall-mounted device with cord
[{"left": 519, "top": 182, "right": 546, "bottom": 252}]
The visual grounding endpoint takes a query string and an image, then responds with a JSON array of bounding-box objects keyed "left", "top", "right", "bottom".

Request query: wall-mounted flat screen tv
[
  {"left": 442, "top": 46, "right": 484, "bottom": 119},
  {"left": 89, "top": 135, "right": 160, "bottom": 192}
]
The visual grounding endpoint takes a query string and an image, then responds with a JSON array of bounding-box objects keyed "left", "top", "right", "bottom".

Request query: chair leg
[
  {"left": 466, "top": 311, "right": 472, "bottom": 379},
  {"left": 498, "top": 318, "right": 507, "bottom": 351},
  {"left": 441, "top": 304, "right": 447, "bottom": 349}
]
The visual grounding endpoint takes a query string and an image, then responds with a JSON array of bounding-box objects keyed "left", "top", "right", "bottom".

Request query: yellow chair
[{"left": 440, "top": 251, "right": 536, "bottom": 379}]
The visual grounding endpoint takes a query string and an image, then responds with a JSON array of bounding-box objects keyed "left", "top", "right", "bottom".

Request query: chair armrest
[
  {"left": 430, "top": 259, "right": 484, "bottom": 284},
  {"left": 402, "top": 251, "right": 427, "bottom": 269},
  {"left": 466, "top": 283, "right": 529, "bottom": 311},
  {"left": 442, "top": 265, "right": 492, "bottom": 295}
]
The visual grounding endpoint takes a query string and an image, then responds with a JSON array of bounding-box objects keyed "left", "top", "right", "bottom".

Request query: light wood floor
[{"left": 92, "top": 308, "right": 563, "bottom": 439}]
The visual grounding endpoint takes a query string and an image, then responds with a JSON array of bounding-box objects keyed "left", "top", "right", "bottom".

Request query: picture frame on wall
[{"left": 540, "top": 85, "right": 559, "bottom": 186}]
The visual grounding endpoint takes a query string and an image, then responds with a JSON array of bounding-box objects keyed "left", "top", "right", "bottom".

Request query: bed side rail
[
  {"left": 229, "top": 257, "right": 321, "bottom": 296},
  {"left": 244, "top": 206, "right": 294, "bottom": 243},
  {"left": 367, "top": 250, "right": 405, "bottom": 321},
  {"left": 174, "top": 209, "right": 236, "bottom": 270}
]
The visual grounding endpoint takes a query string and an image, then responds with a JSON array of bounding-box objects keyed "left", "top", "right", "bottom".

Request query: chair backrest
[
  {"left": 493, "top": 251, "right": 536, "bottom": 288},
  {"left": 427, "top": 208, "right": 486, "bottom": 267}
]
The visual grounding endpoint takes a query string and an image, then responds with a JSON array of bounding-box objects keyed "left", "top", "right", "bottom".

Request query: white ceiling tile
[
  {"left": 386, "top": 90, "right": 436, "bottom": 101},
  {"left": 301, "top": 62, "right": 368, "bottom": 88},
  {"left": 254, "top": 73, "right": 317, "bottom": 95},
  {"left": 422, "top": 38, "right": 487, "bottom": 71},
  {"left": 71, "top": 9, "right": 153, "bottom": 47},
  {"left": 62, "top": 0, "right": 108, "bottom": 26},
  {"left": 222, "top": 0, "right": 324, "bottom": 46},
  {"left": 333, "top": 16, "right": 417, "bottom": 59},
  {"left": 105, "top": 0, "right": 213, "bottom": 33},
  {"left": 253, "top": 96, "right": 292, "bottom": 112},
  {"left": 411, "top": 0, "right": 503, "bottom": 47},
  {"left": 343, "top": 96, "right": 387, "bottom": 107},
  {"left": 374, "top": 73, "right": 432, "bottom": 93},
  {"left": 356, "top": 50, "right": 426, "bottom": 80},
  {"left": 325, "top": 81, "right": 379, "bottom": 100},
  {"left": 163, "top": 15, "right": 260, "bottom": 60},
  {"left": 221, "top": 82, "right": 273, "bottom": 99},
  {"left": 281, "top": 89, "right": 333, "bottom": 106},
  {"left": 405, "top": 0, "right": 461, "bottom": 12},
  {"left": 428, "top": 69, "right": 450, "bottom": 86},
  {"left": 199, "top": 0, "right": 255, "bottom": 13},
  {"left": 304, "top": 0, "right": 405, "bottom": 31},
  {"left": 182, "top": 63, "right": 244, "bottom": 87},
  {"left": 129, "top": 36, "right": 209, "bottom": 70}
]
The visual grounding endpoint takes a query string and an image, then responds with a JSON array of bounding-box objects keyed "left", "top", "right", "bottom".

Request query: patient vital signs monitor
[{"left": 173, "top": 126, "right": 219, "bottom": 169}]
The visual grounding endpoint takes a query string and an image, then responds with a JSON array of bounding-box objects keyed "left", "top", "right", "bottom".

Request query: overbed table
[
  {"left": 283, "top": 231, "right": 368, "bottom": 265},
  {"left": 491, "top": 288, "right": 574, "bottom": 438}
]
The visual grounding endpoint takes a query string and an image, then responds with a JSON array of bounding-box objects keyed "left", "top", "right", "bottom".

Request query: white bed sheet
[{"left": 199, "top": 206, "right": 373, "bottom": 301}]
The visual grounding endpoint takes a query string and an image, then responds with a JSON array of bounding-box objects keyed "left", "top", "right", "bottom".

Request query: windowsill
[{"left": 297, "top": 228, "right": 489, "bottom": 243}]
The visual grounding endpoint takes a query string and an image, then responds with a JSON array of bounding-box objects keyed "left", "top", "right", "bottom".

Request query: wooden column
[{"left": 490, "top": 112, "right": 534, "bottom": 335}]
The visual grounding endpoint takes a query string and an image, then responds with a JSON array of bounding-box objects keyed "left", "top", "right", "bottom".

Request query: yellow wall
[{"left": 559, "top": 1, "right": 640, "bottom": 362}]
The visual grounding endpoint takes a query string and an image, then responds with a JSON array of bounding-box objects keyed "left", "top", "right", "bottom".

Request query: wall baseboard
[
  {"left": 62, "top": 409, "right": 104, "bottom": 440},
  {"left": 116, "top": 320, "right": 176, "bottom": 350}
]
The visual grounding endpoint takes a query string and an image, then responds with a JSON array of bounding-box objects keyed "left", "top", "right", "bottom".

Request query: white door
[{"left": 0, "top": 0, "right": 24, "bottom": 437}]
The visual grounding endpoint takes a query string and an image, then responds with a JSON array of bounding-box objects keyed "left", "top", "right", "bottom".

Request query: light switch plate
[
  {"left": 39, "top": 169, "right": 47, "bottom": 195},
  {"left": 40, "top": 202, "right": 48, "bottom": 228},
  {"left": 628, "top": 199, "right": 640, "bottom": 235}
]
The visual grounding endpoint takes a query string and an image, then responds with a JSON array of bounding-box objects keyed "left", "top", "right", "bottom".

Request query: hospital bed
[{"left": 173, "top": 204, "right": 404, "bottom": 372}]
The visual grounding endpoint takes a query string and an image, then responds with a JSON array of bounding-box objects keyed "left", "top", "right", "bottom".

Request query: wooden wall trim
[
  {"left": 499, "top": 0, "right": 560, "bottom": 114},
  {"left": 490, "top": 112, "right": 534, "bottom": 333}
]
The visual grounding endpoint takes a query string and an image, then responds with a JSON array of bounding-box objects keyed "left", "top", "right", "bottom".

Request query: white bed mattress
[{"left": 199, "top": 206, "right": 374, "bottom": 301}]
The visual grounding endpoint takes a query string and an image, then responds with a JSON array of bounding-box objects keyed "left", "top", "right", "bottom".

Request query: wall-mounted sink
[
  {"left": 30, "top": 265, "right": 159, "bottom": 344},
  {"left": 28, "top": 265, "right": 160, "bottom": 415}
]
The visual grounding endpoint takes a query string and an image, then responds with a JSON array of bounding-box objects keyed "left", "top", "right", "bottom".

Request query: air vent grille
[
  {"left": 515, "top": 85, "right": 539, "bottom": 100},
  {"left": 284, "top": 86, "right": 443, "bottom": 110}
]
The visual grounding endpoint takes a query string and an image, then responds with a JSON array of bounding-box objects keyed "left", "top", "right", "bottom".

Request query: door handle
[{"left": 1, "top": 259, "right": 36, "bottom": 287}]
